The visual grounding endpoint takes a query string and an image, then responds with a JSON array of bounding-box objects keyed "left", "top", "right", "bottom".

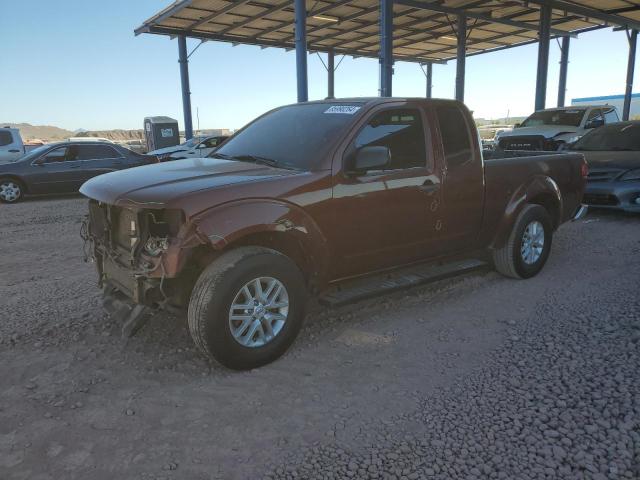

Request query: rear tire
[
  {"left": 0, "top": 178, "right": 24, "bottom": 203},
  {"left": 188, "top": 246, "right": 308, "bottom": 370},
  {"left": 493, "top": 204, "right": 552, "bottom": 279}
]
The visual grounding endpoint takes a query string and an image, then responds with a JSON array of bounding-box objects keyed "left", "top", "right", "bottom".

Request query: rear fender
[
  {"left": 191, "top": 199, "right": 330, "bottom": 285},
  {"left": 491, "top": 175, "right": 562, "bottom": 249}
]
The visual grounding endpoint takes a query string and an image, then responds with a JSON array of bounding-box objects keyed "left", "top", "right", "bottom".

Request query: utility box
[{"left": 144, "top": 116, "right": 179, "bottom": 152}]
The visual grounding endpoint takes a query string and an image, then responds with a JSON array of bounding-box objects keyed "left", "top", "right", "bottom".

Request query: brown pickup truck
[{"left": 80, "top": 98, "right": 587, "bottom": 369}]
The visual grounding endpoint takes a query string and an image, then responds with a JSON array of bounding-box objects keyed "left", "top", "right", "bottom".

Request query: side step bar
[{"left": 319, "top": 259, "right": 487, "bottom": 307}]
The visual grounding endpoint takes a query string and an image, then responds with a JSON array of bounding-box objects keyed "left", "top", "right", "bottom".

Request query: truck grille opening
[
  {"left": 498, "top": 135, "right": 558, "bottom": 151},
  {"left": 583, "top": 193, "right": 619, "bottom": 206}
]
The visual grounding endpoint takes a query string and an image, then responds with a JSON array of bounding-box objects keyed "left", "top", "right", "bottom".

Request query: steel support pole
[
  {"left": 327, "top": 48, "right": 335, "bottom": 99},
  {"left": 426, "top": 62, "right": 433, "bottom": 98},
  {"left": 178, "top": 35, "right": 193, "bottom": 140},
  {"left": 623, "top": 29, "right": 638, "bottom": 121},
  {"left": 535, "top": 5, "right": 552, "bottom": 111},
  {"left": 294, "top": 0, "right": 308, "bottom": 102},
  {"left": 455, "top": 14, "right": 466, "bottom": 102},
  {"left": 557, "top": 36, "right": 570, "bottom": 107},
  {"left": 379, "top": 0, "right": 393, "bottom": 97}
]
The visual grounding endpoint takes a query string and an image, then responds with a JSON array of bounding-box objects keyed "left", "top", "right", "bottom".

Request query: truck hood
[
  {"left": 499, "top": 125, "right": 579, "bottom": 139},
  {"left": 79, "top": 157, "right": 296, "bottom": 207},
  {"left": 576, "top": 150, "right": 640, "bottom": 171}
]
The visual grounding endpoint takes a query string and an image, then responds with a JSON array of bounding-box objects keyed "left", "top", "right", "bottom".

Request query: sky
[{"left": 1, "top": 0, "right": 638, "bottom": 131}]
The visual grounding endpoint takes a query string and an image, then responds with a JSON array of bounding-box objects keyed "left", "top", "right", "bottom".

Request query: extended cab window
[
  {"left": 353, "top": 109, "right": 427, "bottom": 170},
  {"left": 436, "top": 105, "right": 472, "bottom": 168},
  {"left": 0, "top": 131, "right": 13, "bottom": 147}
]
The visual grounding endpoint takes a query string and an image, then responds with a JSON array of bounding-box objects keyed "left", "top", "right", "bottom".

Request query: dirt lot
[{"left": 1, "top": 196, "right": 638, "bottom": 480}]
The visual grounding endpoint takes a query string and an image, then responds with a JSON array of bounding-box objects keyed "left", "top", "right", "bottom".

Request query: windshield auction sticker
[{"left": 324, "top": 105, "right": 361, "bottom": 114}]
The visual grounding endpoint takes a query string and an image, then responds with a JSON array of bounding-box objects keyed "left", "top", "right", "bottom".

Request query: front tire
[
  {"left": 0, "top": 178, "right": 24, "bottom": 203},
  {"left": 493, "top": 204, "right": 553, "bottom": 279},
  {"left": 188, "top": 247, "right": 308, "bottom": 370}
]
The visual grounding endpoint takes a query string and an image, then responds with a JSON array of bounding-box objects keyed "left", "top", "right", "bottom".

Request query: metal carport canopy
[
  {"left": 135, "top": 0, "right": 640, "bottom": 138},
  {"left": 136, "top": 0, "right": 640, "bottom": 63}
]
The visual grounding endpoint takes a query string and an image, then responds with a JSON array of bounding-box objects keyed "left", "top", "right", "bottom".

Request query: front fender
[
  {"left": 491, "top": 175, "right": 562, "bottom": 249},
  {"left": 191, "top": 199, "right": 330, "bottom": 282}
]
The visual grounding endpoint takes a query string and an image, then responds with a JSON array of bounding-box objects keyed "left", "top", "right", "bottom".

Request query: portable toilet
[{"left": 144, "top": 116, "right": 179, "bottom": 152}]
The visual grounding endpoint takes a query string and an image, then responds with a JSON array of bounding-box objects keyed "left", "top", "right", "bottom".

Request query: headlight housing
[{"left": 620, "top": 168, "right": 640, "bottom": 182}]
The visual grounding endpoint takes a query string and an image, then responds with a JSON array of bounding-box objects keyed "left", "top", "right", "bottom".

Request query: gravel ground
[{"left": 0, "top": 196, "right": 638, "bottom": 480}]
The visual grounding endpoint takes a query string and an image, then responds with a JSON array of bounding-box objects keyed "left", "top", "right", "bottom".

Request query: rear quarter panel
[{"left": 481, "top": 152, "right": 585, "bottom": 248}]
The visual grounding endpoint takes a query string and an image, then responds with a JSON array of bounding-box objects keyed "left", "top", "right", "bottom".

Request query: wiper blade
[{"left": 230, "top": 154, "right": 280, "bottom": 167}]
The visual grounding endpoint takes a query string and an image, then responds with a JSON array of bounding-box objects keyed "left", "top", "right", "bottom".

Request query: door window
[
  {"left": 586, "top": 109, "right": 604, "bottom": 127},
  {"left": 73, "top": 144, "right": 121, "bottom": 160},
  {"left": 352, "top": 109, "right": 427, "bottom": 170},
  {"left": 436, "top": 105, "right": 472, "bottom": 168},
  {"left": 0, "top": 131, "right": 13, "bottom": 147},
  {"left": 42, "top": 146, "right": 69, "bottom": 163}
]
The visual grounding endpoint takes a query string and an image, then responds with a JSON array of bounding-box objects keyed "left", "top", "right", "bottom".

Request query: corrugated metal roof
[{"left": 135, "top": 0, "right": 640, "bottom": 63}]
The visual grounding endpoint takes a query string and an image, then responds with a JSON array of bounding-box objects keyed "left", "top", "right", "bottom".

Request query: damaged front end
[{"left": 82, "top": 200, "right": 207, "bottom": 334}]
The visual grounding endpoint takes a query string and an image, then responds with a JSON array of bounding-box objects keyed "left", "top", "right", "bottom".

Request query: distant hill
[
  {"left": 1, "top": 123, "right": 145, "bottom": 142},
  {"left": 75, "top": 129, "right": 144, "bottom": 141},
  {"left": 1, "top": 123, "right": 74, "bottom": 141}
]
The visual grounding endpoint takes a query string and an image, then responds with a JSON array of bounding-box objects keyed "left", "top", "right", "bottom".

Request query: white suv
[
  {"left": 497, "top": 105, "right": 620, "bottom": 151},
  {"left": 0, "top": 128, "right": 25, "bottom": 164}
]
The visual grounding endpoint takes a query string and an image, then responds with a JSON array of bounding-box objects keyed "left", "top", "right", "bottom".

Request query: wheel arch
[
  {"left": 190, "top": 199, "right": 331, "bottom": 292},
  {"left": 491, "top": 175, "right": 562, "bottom": 250},
  {"left": 0, "top": 175, "right": 28, "bottom": 194}
]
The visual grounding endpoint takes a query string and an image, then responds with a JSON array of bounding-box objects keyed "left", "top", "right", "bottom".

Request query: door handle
[
  {"left": 8, "top": 149, "right": 20, "bottom": 153},
  {"left": 418, "top": 181, "right": 439, "bottom": 194}
]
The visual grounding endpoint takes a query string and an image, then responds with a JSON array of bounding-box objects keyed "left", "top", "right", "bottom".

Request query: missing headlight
[{"left": 144, "top": 236, "right": 169, "bottom": 256}]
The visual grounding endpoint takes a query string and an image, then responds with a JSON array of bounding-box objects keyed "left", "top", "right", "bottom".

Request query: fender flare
[
  {"left": 491, "top": 175, "right": 562, "bottom": 250},
  {"left": 191, "top": 199, "right": 331, "bottom": 285}
]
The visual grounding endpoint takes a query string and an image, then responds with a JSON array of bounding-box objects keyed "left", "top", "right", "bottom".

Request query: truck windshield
[
  {"left": 520, "top": 109, "right": 585, "bottom": 128},
  {"left": 572, "top": 123, "right": 640, "bottom": 151},
  {"left": 213, "top": 103, "right": 362, "bottom": 170}
]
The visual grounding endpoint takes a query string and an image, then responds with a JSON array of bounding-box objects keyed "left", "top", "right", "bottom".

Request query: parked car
[
  {"left": 80, "top": 98, "right": 587, "bottom": 370},
  {"left": 0, "top": 141, "right": 157, "bottom": 203},
  {"left": 498, "top": 105, "right": 620, "bottom": 151},
  {"left": 149, "top": 135, "right": 229, "bottom": 161},
  {"left": 0, "top": 127, "right": 26, "bottom": 164},
  {"left": 569, "top": 121, "right": 640, "bottom": 212}
]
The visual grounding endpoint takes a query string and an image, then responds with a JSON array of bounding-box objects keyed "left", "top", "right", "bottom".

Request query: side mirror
[
  {"left": 34, "top": 157, "right": 46, "bottom": 165},
  {"left": 350, "top": 146, "right": 390, "bottom": 174},
  {"left": 585, "top": 119, "right": 604, "bottom": 129}
]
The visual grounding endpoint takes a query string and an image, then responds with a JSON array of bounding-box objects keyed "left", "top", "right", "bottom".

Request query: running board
[{"left": 319, "top": 259, "right": 487, "bottom": 307}]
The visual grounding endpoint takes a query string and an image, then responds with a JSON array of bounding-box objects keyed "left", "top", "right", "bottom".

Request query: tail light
[{"left": 581, "top": 162, "right": 589, "bottom": 178}]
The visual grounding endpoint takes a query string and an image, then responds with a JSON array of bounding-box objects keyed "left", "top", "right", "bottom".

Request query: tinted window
[
  {"left": 215, "top": 103, "right": 359, "bottom": 170},
  {"left": 72, "top": 145, "right": 120, "bottom": 160},
  {"left": 43, "top": 147, "right": 69, "bottom": 162},
  {"left": 572, "top": 123, "right": 640, "bottom": 151},
  {"left": 521, "top": 109, "right": 585, "bottom": 127},
  {"left": 0, "top": 131, "right": 13, "bottom": 147},
  {"left": 603, "top": 107, "right": 619, "bottom": 123},
  {"left": 436, "top": 105, "right": 472, "bottom": 168},
  {"left": 352, "top": 109, "right": 427, "bottom": 170}
]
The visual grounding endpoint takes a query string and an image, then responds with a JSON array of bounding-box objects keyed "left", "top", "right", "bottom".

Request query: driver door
[
  {"left": 26, "top": 146, "right": 79, "bottom": 193},
  {"left": 330, "top": 105, "right": 443, "bottom": 279}
]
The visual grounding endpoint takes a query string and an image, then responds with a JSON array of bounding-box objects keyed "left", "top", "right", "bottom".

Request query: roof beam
[
  {"left": 394, "top": 0, "right": 575, "bottom": 37},
  {"left": 526, "top": 0, "right": 640, "bottom": 31},
  {"left": 187, "top": 0, "right": 253, "bottom": 30},
  {"left": 146, "top": 24, "right": 434, "bottom": 63},
  {"left": 217, "top": 0, "right": 292, "bottom": 35}
]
